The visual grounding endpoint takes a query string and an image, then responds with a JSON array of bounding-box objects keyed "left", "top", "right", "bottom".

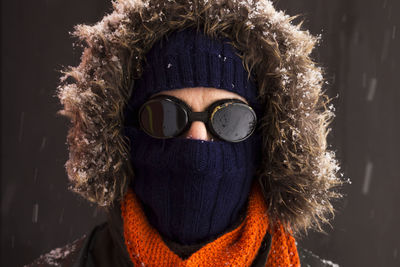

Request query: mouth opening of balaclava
[{"left": 123, "top": 26, "right": 263, "bottom": 245}]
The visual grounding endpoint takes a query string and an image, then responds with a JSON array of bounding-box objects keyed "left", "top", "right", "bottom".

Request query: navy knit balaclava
[{"left": 124, "top": 27, "right": 262, "bottom": 245}]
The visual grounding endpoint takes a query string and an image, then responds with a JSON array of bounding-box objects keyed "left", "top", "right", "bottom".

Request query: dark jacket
[
  {"left": 30, "top": 0, "right": 344, "bottom": 266},
  {"left": 28, "top": 207, "right": 337, "bottom": 267}
]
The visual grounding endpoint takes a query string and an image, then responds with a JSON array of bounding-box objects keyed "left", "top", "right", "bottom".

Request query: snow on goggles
[{"left": 138, "top": 94, "right": 257, "bottom": 142}]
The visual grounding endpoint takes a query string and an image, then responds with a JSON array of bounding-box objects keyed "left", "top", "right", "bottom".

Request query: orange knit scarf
[{"left": 121, "top": 182, "right": 300, "bottom": 267}]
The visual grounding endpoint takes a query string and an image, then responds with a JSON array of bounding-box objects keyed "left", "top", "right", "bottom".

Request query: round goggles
[{"left": 138, "top": 94, "right": 257, "bottom": 143}]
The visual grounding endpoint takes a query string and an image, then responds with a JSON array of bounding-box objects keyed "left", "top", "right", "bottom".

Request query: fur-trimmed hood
[{"left": 57, "top": 0, "right": 343, "bottom": 234}]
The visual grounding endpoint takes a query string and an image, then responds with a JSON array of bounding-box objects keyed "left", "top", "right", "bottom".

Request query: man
[{"left": 30, "top": 0, "right": 343, "bottom": 266}]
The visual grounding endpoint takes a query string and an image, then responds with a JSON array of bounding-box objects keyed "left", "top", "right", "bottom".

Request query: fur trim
[{"left": 57, "top": 0, "right": 344, "bottom": 234}]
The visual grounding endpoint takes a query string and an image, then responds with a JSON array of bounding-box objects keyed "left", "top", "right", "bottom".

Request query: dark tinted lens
[
  {"left": 211, "top": 103, "right": 257, "bottom": 142},
  {"left": 139, "top": 99, "right": 188, "bottom": 138}
]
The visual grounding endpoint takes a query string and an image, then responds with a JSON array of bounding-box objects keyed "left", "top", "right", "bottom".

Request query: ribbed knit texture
[
  {"left": 121, "top": 181, "right": 300, "bottom": 267},
  {"left": 125, "top": 126, "right": 262, "bottom": 245},
  {"left": 124, "top": 26, "right": 261, "bottom": 127},
  {"left": 267, "top": 222, "right": 300, "bottom": 267}
]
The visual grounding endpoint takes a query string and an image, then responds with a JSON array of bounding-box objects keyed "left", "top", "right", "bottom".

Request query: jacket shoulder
[
  {"left": 26, "top": 235, "right": 87, "bottom": 267},
  {"left": 298, "top": 246, "right": 339, "bottom": 267}
]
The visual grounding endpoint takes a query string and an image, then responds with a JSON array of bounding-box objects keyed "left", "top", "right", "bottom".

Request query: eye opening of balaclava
[{"left": 123, "top": 26, "right": 263, "bottom": 245}]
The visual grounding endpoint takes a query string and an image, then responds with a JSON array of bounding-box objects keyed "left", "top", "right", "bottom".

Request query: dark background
[{"left": 1, "top": 0, "right": 399, "bottom": 266}]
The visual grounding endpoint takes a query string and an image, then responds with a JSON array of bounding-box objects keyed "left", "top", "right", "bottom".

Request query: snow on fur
[{"left": 57, "top": 0, "right": 344, "bottom": 234}]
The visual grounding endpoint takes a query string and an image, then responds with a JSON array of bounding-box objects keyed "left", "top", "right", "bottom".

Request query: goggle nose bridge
[{"left": 188, "top": 111, "right": 210, "bottom": 123}]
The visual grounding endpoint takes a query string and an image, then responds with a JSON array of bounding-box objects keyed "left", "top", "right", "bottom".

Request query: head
[
  {"left": 57, "top": 0, "right": 343, "bottom": 235},
  {"left": 122, "top": 28, "right": 263, "bottom": 244}
]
